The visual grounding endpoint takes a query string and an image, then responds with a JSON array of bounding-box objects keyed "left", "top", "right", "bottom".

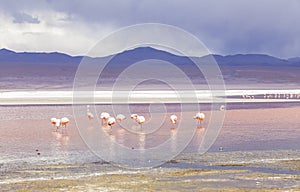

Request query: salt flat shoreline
[
  {"left": 1, "top": 150, "right": 300, "bottom": 191},
  {"left": 0, "top": 89, "right": 299, "bottom": 105}
]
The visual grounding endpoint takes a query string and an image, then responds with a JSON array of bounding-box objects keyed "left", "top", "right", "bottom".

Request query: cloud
[
  {"left": 0, "top": 0, "right": 299, "bottom": 58},
  {"left": 13, "top": 12, "right": 40, "bottom": 24}
]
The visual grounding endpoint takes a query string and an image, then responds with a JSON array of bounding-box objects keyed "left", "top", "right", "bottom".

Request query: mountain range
[
  {"left": 0, "top": 47, "right": 299, "bottom": 67},
  {"left": 0, "top": 47, "right": 300, "bottom": 90}
]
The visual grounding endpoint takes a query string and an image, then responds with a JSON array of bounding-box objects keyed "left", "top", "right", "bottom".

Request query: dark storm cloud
[{"left": 0, "top": 0, "right": 299, "bottom": 58}]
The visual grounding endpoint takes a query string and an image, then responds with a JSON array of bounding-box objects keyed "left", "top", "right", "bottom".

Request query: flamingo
[
  {"left": 136, "top": 115, "right": 145, "bottom": 128},
  {"left": 55, "top": 118, "right": 61, "bottom": 130},
  {"left": 100, "top": 112, "right": 110, "bottom": 125},
  {"left": 130, "top": 114, "right": 138, "bottom": 120},
  {"left": 194, "top": 112, "right": 205, "bottom": 125},
  {"left": 60, "top": 117, "right": 70, "bottom": 128},
  {"left": 116, "top": 114, "right": 126, "bottom": 122},
  {"left": 87, "top": 112, "right": 94, "bottom": 120},
  {"left": 50, "top": 118, "right": 57, "bottom": 127},
  {"left": 107, "top": 117, "right": 116, "bottom": 128},
  {"left": 219, "top": 105, "right": 225, "bottom": 111},
  {"left": 170, "top": 114, "right": 178, "bottom": 125},
  {"left": 87, "top": 105, "right": 94, "bottom": 120}
]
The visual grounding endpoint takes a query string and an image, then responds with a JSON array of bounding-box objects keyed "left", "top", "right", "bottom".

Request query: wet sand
[
  {"left": 0, "top": 103, "right": 300, "bottom": 191},
  {"left": 1, "top": 150, "right": 300, "bottom": 191}
]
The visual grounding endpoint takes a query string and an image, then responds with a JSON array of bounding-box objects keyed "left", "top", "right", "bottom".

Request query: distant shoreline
[{"left": 0, "top": 90, "right": 299, "bottom": 105}]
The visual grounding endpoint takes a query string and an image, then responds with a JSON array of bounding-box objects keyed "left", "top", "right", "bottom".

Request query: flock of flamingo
[
  {"left": 50, "top": 106, "right": 206, "bottom": 130},
  {"left": 50, "top": 117, "right": 70, "bottom": 129}
]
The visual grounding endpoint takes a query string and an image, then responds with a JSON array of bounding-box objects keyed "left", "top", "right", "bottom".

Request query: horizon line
[{"left": 0, "top": 47, "right": 297, "bottom": 60}]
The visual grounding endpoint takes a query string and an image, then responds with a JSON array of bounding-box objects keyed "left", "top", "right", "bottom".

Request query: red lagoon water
[{"left": 0, "top": 103, "right": 299, "bottom": 170}]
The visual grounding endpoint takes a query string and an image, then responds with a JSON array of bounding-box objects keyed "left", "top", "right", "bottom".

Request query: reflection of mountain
[{"left": 0, "top": 47, "right": 300, "bottom": 90}]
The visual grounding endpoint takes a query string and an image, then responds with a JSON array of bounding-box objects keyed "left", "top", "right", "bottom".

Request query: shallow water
[{"left": 0, "top": 102, "right": 300, "bottom": 171}]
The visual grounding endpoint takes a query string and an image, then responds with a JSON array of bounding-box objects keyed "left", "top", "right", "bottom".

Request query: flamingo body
[
  {"left": 116, "top": 114, "right": 126, "bottom": 121},
  {"left": 194, "top": 112, "right": 205, "bottom": 125},
  {"left": 194, "top": 112, "right": 205, "bottom": 121},
  {"left": 51, "top": 118, "right": 57, "bottom": 126},
  {"left": 61, "top": 117, "right": 70, "bottom": 128},
  {"left": 130, "top": 114, "right": 138, "bottom": 120},
  {"left": 136, "top": 115, "right": 145, "bottom": 125},
  {"left": 107, "top": 117, "right": 116, "bottom": 127},
  {"left": 170, "top": 114, "right": 178, "bottom": 124},
  {"left": 87, "top": 112, "right": 94, "bottom": 120},
  {"left": 55, "top": 119, "right": 61, "bottom": 129},
  {"left": 100, "top": 112, "right": 110, "bottom": 121}
]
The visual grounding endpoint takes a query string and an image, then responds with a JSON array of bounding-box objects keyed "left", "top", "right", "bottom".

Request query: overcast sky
[{"left": 0, "top": 0, "right": 299, "bottom": 58}]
